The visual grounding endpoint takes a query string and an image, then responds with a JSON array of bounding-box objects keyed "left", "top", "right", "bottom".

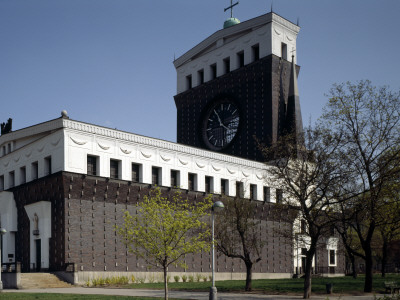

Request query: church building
[{"left": 0, "top": 10, "right": 344, "bottom": 284}]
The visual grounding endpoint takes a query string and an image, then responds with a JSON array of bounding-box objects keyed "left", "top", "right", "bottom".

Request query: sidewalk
[{"left": 3, "top": 287, "right": 388, "bottom": 299}]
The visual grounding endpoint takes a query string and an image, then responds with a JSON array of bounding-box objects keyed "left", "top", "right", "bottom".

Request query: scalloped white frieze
[
  {"left": 25, "top": 151, "right": 32, "bottom": 158},
  {"left": 140, "top": 151, "right": 152, "bottom": 159},
  {"left": 257, "top": 30, "right": 267, "bottom": 36},
  {"left": 70, "top": 137, "right": 87, "bottom": 146},
  {"left": 256, "top": 174, "right": 264, "bottom": 180},
  {"left": 227, "top": 168, "right": 236, "bottom": 174},
  {"left": 98, "top": 143, "right": 110, "bottom": 150},
  {"left": 216, "top": 51, "right": 223, "bottom": 57},
  {"left": 243, "top": 38, "right": 251, "bottom": 44},
  {"left": 37, "top": 145, "right": 45, "bottom": 152},
  {"left": 160, "top": 155, "right": 171, "bottom": 162},
  {"left": 286, "top": 35, "right": 293, "bottom": 41},
  {"left": 212, "top": 165, "right": 221, "bottom": 172},
  {"left": 51, "top": 138, "right": 61, "bottom": 146},
  {"left": 120, "top": 147, "right": 132, "bottom": 154},
  {"left": 179, "top": 158, "right": 188, "bottom": 165},
  {"left": 13, "top": 156, "right": 20, "bottom": 163},
  {"left": 242, "top": 171, "right": 250, "bottom": 177},
  {"left": 3, "top": 161, "right": 9, "bottom": 167},
  {"left": 274, "top": 28, "right": 281, "bottom": 35},
  {"left": 196, "top": 162, "right": 205, "bottom": 168}
]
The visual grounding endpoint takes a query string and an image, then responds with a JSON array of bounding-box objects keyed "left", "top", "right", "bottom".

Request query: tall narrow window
[
  {"left": 188, "top": 173, "right": 196, "bottom": 191},
  {"left": 198, "top": 69, "right": 204, "bottom": 85},
  {"left": 276, "top": 189, "right": 283, "bottom": 203},
  {"left": 205, "top": 176, "right": 213, "bottom": 193},
  {"left": 210, "top": 64, "right": 217, "bottom": 80},
  {"left": 263, "top": 186, "right": 271, "bottom": 202},
  {"left": 252, "top": 44, "right": 260, "bottom": 61},
  {"left": 237, "top": 51, "right": 244, "bottom": 68},
  {"left": 221, "top": 179, "right": 228, "bottom": 195},
  {"left": 7, "top": 143, "right": 11, "bottom": 154},
  {"left": 20, "top": 167, "right": 26, "bottom": 184},
  {"left": 32, "top": 161, "right": 38, "bottom": 180},
  {"left": 132, "top": 163, "right": 141, "bottom": 182},
  {"left": 236, "top": 181, "right": 244, "bottom": 198},
  {"left": 2, "top": 146, "right": 6, "bottom": 156},
  {"left": 329, "top": 250, "right": 336, "bottom": 265},
  {"left": 0, "top": 175, "right": 4, "bottom": 191},
  {"left": 110, "top": 159, "right": 119, "bottom": 179},
  {"left": 186, "top": 75, "right": 192, "bottom": 90},
  {"left": 87, "top": 155, "right": 97, "bottom": 176},
  {"left": 152, "top": 167, "right": 161, "bottom": 185},
  {"left": 250, "top": 184, "right": 257, "bottom": 200},
  {"left": 281, "top": 43, "right": 287, "bottom": 60},
  {"left": 223, "top": 57, "right": 230, "bottom": 74},
  {"left": 9, "top": 171, "right": 15, "bottom": 188},
  {"left": 44, "top": 156, "right": 52, "bottom": 176},
  {"left": 170, "top": 170, "right": 179, "bottom": 187}
]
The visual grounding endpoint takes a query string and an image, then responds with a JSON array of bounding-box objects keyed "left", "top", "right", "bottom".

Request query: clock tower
[{"left": 174, "top": 11, "right": 303, "bottom": 162}]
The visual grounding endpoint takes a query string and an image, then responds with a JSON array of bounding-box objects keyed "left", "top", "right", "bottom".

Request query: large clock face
[{"left": 202, "top": 99, "right": 240, "bottom": 151}]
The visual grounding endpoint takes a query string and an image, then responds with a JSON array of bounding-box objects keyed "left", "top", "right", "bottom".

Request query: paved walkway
[{"left": 3, "top": 287, "right": 388, "bottom": 299}]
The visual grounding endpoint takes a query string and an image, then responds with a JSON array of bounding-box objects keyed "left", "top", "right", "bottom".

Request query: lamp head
[
  {"left": 0, "top": 228, "right": 6, "bottom": 235},
  {"left": 212, "top": 201, "right": 225, "bottom": 212}
]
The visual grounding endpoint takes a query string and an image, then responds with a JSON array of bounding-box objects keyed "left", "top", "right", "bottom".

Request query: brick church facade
[{"left": 0, "top": 11, "right": 345, "bottom": 284}]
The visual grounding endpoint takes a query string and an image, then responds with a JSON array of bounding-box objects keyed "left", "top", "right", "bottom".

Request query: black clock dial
[{"left": 202, "top": 100, "right": 240, "bottom": 151}]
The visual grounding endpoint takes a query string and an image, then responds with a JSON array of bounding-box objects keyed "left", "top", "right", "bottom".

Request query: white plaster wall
[
  {"left": 63, "top": 119, "right": 279, "bottom": 202},
  {"left": 175, "top": 13, "right": 299, "bottom": 94},
  {"left": 0, "top": 191, "right": 17, "bottom": 263},
  {"left": 24, "top": 201, "right": 52, "bottom": 270}
]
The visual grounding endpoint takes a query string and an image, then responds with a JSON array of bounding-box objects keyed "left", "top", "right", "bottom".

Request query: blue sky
[{"left": 1, "top": 0, "right": 399, "bottom": 142}]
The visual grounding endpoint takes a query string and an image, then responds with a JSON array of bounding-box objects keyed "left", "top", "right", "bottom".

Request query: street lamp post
[
  {"left": 0, "top": 228, "right": 7, "bottom": 291},
  {"left": 209, "top": 201, "right": 224, "bottom": 300}
]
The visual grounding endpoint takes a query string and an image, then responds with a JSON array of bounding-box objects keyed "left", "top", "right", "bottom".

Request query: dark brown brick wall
[{"left": 175, "top": 54, "right": 299, "bottom": 162}]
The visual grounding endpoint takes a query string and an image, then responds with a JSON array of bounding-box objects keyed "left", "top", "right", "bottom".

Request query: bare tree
[
  {"left": 263, "top": 127, "right": 342, "bottom": 299},
  {"left": 320, "top": 80, "right": 400, "bottom": 292}
]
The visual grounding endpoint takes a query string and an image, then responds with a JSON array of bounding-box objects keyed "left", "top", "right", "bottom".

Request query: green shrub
[
  {"left": 195, "top": 274, "right": 202, "bottom": 282},
  {"left": 174, "top": 275, "right": 180, "bottom": 283},
  {"left": 181, "top": 275, "right": 188, "bottom": 283},
  {"left": 130, "top": 274, "right": 135, "bottom": 283},
  {"left": 188, "top": 275, "right": 194, "bottom": 282},
  {"left": 202, "top": 275, "right": 208, "bottom": 282}
]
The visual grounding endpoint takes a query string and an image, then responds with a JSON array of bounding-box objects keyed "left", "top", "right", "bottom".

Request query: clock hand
[{"left": 214, "top": 110, "right": 224, "bottom": 127}]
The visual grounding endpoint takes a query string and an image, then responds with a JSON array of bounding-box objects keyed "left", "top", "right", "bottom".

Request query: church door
[{"left": 35, "top": 239, "right": 41, "bottom": 272}]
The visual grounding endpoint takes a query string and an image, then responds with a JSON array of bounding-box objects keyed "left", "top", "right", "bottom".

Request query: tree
[
  {"left": 115, "top": 187, "right": 212, "bottom": 300},
  {"left": 263, "top": 127, "right": 342, "bottom": 299},
  {"left": 214, "top": 196, "right": 264, "bottom": 292},
  {"left": 320, "top": 80, "right": 400, "bottom": 292}
]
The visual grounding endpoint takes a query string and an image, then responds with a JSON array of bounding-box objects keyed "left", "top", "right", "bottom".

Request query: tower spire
[{"left": 285, "top": 54, "right": 303, "bottom": 137}]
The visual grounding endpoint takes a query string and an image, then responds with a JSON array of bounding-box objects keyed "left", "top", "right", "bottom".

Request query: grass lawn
[
  {"left": 125, "top": 273, "right": 400, "bottom": 295},
  {"left": 0, "top": 294, "right": 170, "bottom": 300}
]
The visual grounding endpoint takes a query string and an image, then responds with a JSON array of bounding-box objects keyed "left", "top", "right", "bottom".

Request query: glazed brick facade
[{"left": 175, "top": 54, "right": 299, "bottom": 162}]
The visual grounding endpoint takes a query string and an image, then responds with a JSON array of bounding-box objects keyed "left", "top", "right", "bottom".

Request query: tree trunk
[
  {"left": 364, "top": 245, "right": 373, "bottom": 293},
  {"left": 350, "top": 253, "right": 357, "bottom": 279},
  {"left": 163, "top": 266, "right": 168, "bottom": 300},
  {"left": 381, "top": 239, "right": 388, "bottom": 278},
  {"left": 303, "top": 252, "right": 314, "bottom": 299},
  {"left": 245, "top": 261, "right": 253, "bottom": 291}
]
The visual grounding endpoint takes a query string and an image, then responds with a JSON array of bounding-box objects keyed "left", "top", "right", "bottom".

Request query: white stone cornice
[{"left": 62, "top": 119, "right": 266, "bottom": 171}]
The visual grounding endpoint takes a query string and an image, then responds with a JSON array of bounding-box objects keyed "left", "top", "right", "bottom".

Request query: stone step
[{"left": 20, "top": 273, "right": 72, "bottom": 289}]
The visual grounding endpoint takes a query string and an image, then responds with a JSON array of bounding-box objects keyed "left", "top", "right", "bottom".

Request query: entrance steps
[{"left": 20, "top": 273, "right": 72, "bottom": 289}]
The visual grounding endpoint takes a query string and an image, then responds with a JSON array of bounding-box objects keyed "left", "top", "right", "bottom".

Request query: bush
[
  {"left": 174, "top": 275, "right": 180, "bottom": 283},
  {"left": 202, "top": 275, "right": 208, "bottom": 282},
  {"left": 181, "top": 275, "right": 188, "bottom": 283},
  {"left": 195, "top": 274, "right": 202, "bottom": 282},
  {"left": 188, "top": 275, "right": 194, "bottom": 283},
  {"left": 130, "top": 274, "right": 135, "bottom": 283}
]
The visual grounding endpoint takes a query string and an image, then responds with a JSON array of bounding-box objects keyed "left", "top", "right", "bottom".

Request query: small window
[
  {"left": 0, "top": 175, "right": 4, "bottom": 191},
  {"left": 250, "top": 184, "right": 257, "bottom": 200},
  {"left": 263, "top": 186, "right": 270, "bottom": 202},
  {"left": 7, "top": 143, "right": 11, "bottom": 154},
  {"left": 221, "top": 179, "right": 228, "bottom": 195},
  {"left": 20, "top": 167, "right": 26, "bottom": 184},
  {"left": 236, "top": 181, "right": 244, "bottom": 198},
  {"left": 9, "top": 171, "right": 15, "bottom": 188},
  {"left": 281, "top": 43, "right": 287, "bottom": 60},
  {"left": 276, "top": 189, "right": 283, "bottom": 203},
  {"left": 237, "top": 51, "right": 244, "bottom": 68},
  {"left": 198, "top": 69, "right": 204, "bottom": 85},
  {"left": 110, "top": 159, "right": 120, "bottom": 179},
  {"left": 2, "top": 146, "right": 6, "bottom": 156},
  {"left": 170, "top": 170, "right": 179, "bottom": 187},
  {"left": 132, "top": 163, "right": 141, "bottom": 182},
  {"left": 210, "top": 64, "right": 217, "bottom": 80},
  {"left": 205, "top": 176, "right": 213, "bottom": 193},
  {"left": 152, "top": 167, "right": 161, "bottom": 185},
  {"left": 31, "top": 161, "right": 38, "bottom": 180},
  {"left": 44, "top": 156, "right": 52, "bottom": 176},
  {"left": 188, "top": 173, "right": 196, "bottom": 191},
  {"left": 186, "top": 75, "right": 192, "bottom": 90},
  {"left": 252, "top": 44, "right": 260, "bottom": 61},
  {"left": 223, "top": 57, "right": 230, "bottom": 74},
  {"left": 329, "top": 249, "right": 336, "bottom": 265},
  {"left": 87, "top": 155, "right": 98, "bottom": 176}
]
